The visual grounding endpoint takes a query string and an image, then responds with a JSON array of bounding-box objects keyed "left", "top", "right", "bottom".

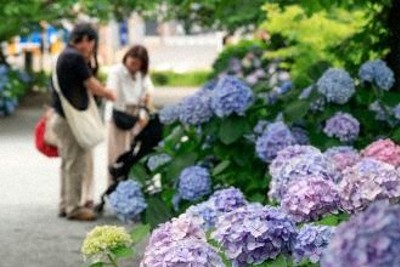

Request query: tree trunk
[{"left": 387, "top": 0, "right": 400, "bottom": 90}]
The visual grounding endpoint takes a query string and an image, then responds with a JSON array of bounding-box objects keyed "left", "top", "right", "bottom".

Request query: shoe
[
  {"left": 66, "top": 208, "right": 97, "bottom": 221},
  {"left": 84, "top": 200, "right": 94, "bottom": 209},
  {"left": 58, "top": 209, "right": 67, "bottom": 218}
]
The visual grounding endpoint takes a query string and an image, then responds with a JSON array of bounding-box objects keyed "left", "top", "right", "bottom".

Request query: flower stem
[{"left": 107, "top": 253, "right": 119, "bottom": 267}]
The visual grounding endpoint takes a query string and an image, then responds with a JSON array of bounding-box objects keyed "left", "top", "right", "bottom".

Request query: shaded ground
[{"left": 0, "top": 87, "right": 196, "bottom": 267}]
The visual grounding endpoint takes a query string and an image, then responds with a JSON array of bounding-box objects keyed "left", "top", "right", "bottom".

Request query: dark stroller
[{"left": 95, "top": 113, "right": 163, "bottom": 213}]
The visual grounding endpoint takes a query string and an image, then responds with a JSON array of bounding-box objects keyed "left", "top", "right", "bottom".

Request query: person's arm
[
  {"left": 142, "top": 75, "right": 155, "bottom": 106},
  {"left": 84, "top": 77, "right": 116, "bottom": 101}
]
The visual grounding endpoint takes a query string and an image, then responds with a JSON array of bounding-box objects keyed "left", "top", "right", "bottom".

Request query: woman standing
[{"left": 105, "top": 45, "right": 154, "bottom": 183}]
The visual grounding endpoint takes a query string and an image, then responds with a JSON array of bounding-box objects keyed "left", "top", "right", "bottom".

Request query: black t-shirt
[{"left": 52, "top": 45, "right": 92, "bottom": 117}]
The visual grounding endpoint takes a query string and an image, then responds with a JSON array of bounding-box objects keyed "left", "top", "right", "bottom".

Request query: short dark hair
[
  {"left": 122, "top": 45, "right": 149, "bottom": 75},
  {"left": 69, "top": 23, "right": 98, "bottom": 44}
]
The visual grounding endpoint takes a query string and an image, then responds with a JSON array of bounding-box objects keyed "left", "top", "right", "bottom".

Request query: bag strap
[{"left": 51, "top": 61, "right": 62, "bottom": 96}]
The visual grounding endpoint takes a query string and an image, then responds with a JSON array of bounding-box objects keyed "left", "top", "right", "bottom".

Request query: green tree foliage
[{"left": 261, "top": 4, "right": 366, "bottom": 87}]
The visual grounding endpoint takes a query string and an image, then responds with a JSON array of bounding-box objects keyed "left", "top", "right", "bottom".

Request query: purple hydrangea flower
[
  {"left": 210, "top": 75, "right": 254, "bottom": 118},
  {"left": 159, "top": 104, "right": 180, "bottom": 125},
  {"left": 209, "top": 187, "right": 248, "bottom": 213},
  {"left": 141, "top": 238, "right": 225, "bottom": 267},
  {"left": 178, "top": 166, "right": 212, "bottom": 201},
  {"left": 324, "top": 146, "right": 360, "bottom": 173},
  {"left": 281, "top": 176, "right": 340, "bottom": 222},
  {"left": 184, "top": 200, "right": 219, "bottom": 230},
  {"left": 269, "top": 152, "right": 339, "bottom": 201},
  {"left": 321, "top": 201, "right": 400, "bottom": 267},
  {"left": 212, "top": 204, "right": 297, "bottom": 267},
  {"left": 317, "top": 68, "right": 355, "bottom": 104},
  {"left": 291, "top": 126, "right": 309, "bottom": 145},
  {"left": 293, "top": 224, "right": 335, "bottom": 264},
  {"left": 269, "top": 145, "right": 321, "bottom": 178},
  {"left": 108, "top": 180, "right": 147, "bottom": 222},
  {"left": 256, "top": 121, "right": 297, "bottom": 163},
  {"left": 179, "top": 90, "right": 213, "bottom": 125},
  {"left": 147, "top": 153, "right": 172, "bottom": 171},
  {"left": 323, "top": 112, "right": 360, "bottom": 142},
  {"left": 339, "top": 158, "right": 400, "bottom": 213},
  {"left": 147, "top": 215, "right": 206, "bottom": 248},
  {"left": 359, "top": 59, "right": 395, "bottom": 91}
]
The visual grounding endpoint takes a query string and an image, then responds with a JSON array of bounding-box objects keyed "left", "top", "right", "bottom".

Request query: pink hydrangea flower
[{"left": 361, "top": 139, "right": 400, "bottom": 167}]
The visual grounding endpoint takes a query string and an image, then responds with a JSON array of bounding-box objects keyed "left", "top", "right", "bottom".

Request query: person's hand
[{"left": 105, "top": 89, "right": 117, "bottom": 101}]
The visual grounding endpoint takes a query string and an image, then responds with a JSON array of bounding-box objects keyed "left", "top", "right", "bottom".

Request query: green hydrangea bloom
[{"left": 81, "top": 225, "right": 132, "bottom": 258}]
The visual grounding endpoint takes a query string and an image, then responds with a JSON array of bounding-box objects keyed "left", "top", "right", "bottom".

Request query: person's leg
[
  {"left": 108, "top": 121, "right": 130, "bottom": 184},
  {"left": 53, "top": 115, "right": 95, "bottom": 220},
  {"left": 81, "top": 150, "right": 94, "bottom": 208}
]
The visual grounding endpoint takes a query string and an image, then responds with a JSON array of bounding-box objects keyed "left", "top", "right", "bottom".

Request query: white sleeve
[
  {"left": 104, "top": 100, "right": 113, "bottom": 122},
  {"left": 104, "top": 68, "right": 119, "bottom": 122},
  {"left": 143, "top": 75, "right": 155, "bottom": 95}
]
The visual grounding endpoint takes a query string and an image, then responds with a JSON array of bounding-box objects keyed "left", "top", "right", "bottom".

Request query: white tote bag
[{"left": 52, "top": 68, "right": 105, "bottom": 149}]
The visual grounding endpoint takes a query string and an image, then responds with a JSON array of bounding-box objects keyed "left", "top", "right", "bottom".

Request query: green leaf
[
  {"left": 381, "top": 92, "right": 400, "bottom": 107},
  {"left": 145, "top": 196, "right": 173, "bottom": 229},
  {"left": 130, "top": 224, "right": 151, "bottom": 244},
  {"left": 257, "top": 254, "right": 292, "bottom": 267},
  {"left": 218, "top": 115, "right": 250, "bottom": 145},
  {"left": 212, "top": 160, "right": 231, "bottom": 176},
  {"left": 392, "top": 128, "right": 400, "bottom": 143},
  {"left": 317, "top": 214, "right": 339, "bottom": 226},
  {"left": 110, "top": 246, "right": 133, "bottom": 258},
  {"left": 88, "top": 262, "right": 104, "bottom": 267},
  {"left": 284, "top": 100, "right": 309, "bottom": 122}
]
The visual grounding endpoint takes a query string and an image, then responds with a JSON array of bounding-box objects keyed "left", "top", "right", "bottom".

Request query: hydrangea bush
[{"left": 321, "top": 201, "right": 400, "bottom": 267}]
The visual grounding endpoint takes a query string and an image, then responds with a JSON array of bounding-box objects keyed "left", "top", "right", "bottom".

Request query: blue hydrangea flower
[
  {"left": 159, "top": 104, "right": 180, "bottom": 124},
  {"left": 321, "top": 201, "right": 400, "bottom": 267},
  {"left": 324, "top": 112, "right": 360, "bottom": 142},
  {"left": 359, "top": 59, "right": 395, "bottom": 90},
  {"left": 178, "top": 166, "right": 212, "bottom": 201},
  {"left": 185, "top": 200, "right": 219, "bottom": 230},
  {"left": 202, "top": 79, "right": 218, "bottom": 91},
  {"left": 256, "top": 121, "right": 297, "bottom": 163},
  {"left": 294, "top": 224, "right": 335, "bottom": 264},
  {"left": 253, "top": 120, "right": 270, "bottom": 136},
  {"left": 299, "top": 86, "right": 313, "bottom": 100},
  {"left": 291, "top": 126, "right": 309, "bottom": 145},
  {"left": 209, "top": 187, "right": 248, "bottom": 213},
  {"left": 147, "top": 153, "right": 172, "bottom": 172},
  {"left": 212, "top": 204, "right": 297, "bottom": 267},
  {"left": 281, "top": 176, "right": 340, "bottom": 222},
  {"left": 17, "top": 70, "right": 31, "bottom": 83},
  {"left": 210, "top": 75, "right": 254, "bottom": 118},
  {"left": 369, "top": 101, "right": 388, "bottom": 121},
  {"left": 393, "top": 104, "right": 400, "bottom": 120},
  {"left": 108, "top": 180, "right": 147, "bottom": 222},
  {"left": 0, "top": 97, "right": 17, "bottom": 116},
  {"left": 339, "top": 158, "right": 400, "bottom": 213},
  {"left": 317, "top": 68, "right": 355, "bottom": 104},
  {"left": 179, "top": 90, "right": 213, "bottom": 125}
]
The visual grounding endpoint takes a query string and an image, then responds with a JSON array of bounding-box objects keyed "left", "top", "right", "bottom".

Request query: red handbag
[{"left": 34, "top": 115, "right": 59, "bottom": 157}]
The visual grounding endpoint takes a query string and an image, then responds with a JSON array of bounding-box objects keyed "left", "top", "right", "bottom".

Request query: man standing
[{"left": 52, "top": 23, "right": 116, "bottom": 221}]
